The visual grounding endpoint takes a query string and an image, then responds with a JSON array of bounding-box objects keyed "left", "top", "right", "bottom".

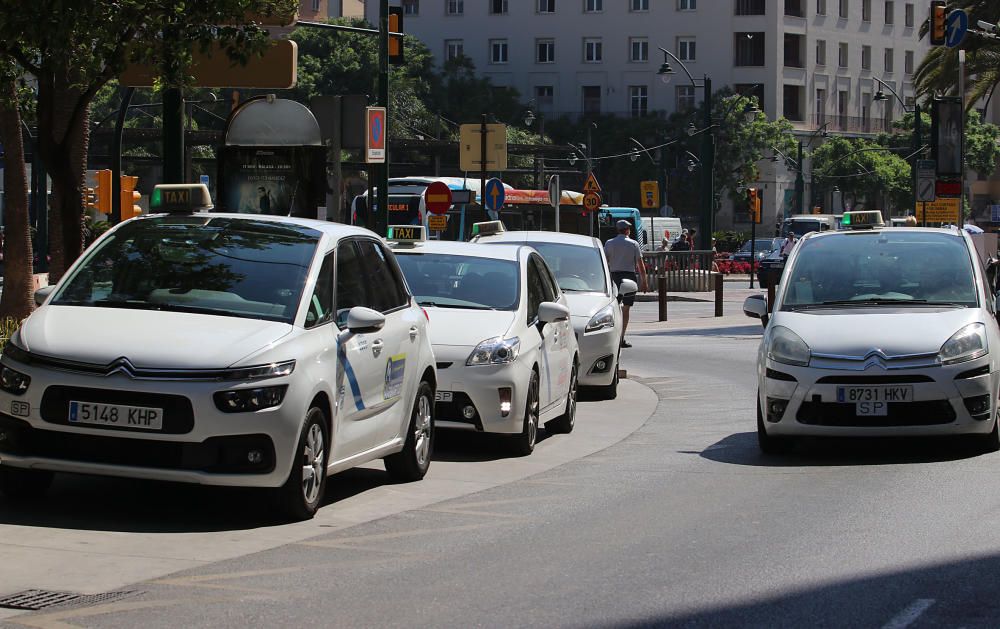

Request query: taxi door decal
[
  {"left": 336, "top": 339, "right": 366, "bottom": 411},
  {"left": 384, "top": 354, "right": 406, "bottom": 400}
]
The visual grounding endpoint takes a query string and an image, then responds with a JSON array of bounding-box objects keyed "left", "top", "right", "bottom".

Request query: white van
[
  {"left": 646, "top": 217, "right": 683, "bottom": 250},
  {"left": 781, "top": 214, "right": 837, "bottom": 237}
]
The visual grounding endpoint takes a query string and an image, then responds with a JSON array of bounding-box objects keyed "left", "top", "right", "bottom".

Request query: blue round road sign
[
  {"left": 946, "top": 9, "right": 968, "bottom": 48},
  {"left": 484, "top": 178, "right": 505, "bottom": 211}
]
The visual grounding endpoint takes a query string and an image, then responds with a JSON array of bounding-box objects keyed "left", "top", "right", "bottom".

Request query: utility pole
[
  {"left": 587, "top": 123, "right": 594, "bottom": 237},
  {"left": 480, "top": 113, "right": 488, "bottom": 211},
  {"left": 375, "top": 0, "right": 390, "bottom": 237},
  {"left": 699, "top": 75, "right": 713, "bottom": 251},
  {"left": 795, "top": 141, "right": 804, "bottom": 216}
]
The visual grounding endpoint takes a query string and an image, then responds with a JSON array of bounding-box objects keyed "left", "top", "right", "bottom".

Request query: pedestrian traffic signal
[
  {"left": 93, "top": 169, "right": 113, "bottom": 215},
  {"left": 747, "top": 188, "right": 761, "bottom": 224},
  {"left": 930, "top": 1, "right": 947, "bottom": 46},
  {"left": 388, "top": 6, "right": 404, "bottom": 65},
  {"left": 83, "top": 187, "right": 99, "bottom": 212},
  {"left": 120, "top": 175, "right": 142, "bottom": 221}
]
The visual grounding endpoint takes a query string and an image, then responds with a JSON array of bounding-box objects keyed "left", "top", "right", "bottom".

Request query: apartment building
[
  {"left": 364, "top": 0, "right": 929, "bottom": 227},
  {"left": 329, "top": 0, "right": 365, "bottom": 17}
]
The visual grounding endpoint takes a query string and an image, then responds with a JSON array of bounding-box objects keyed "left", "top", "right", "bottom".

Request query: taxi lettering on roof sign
[
  {"left": 387, "top": 225, "right": 426, "bottom": 242},
  {"left": 149, "top": 183, "right": 213, "bottom": 213},
  {"left": 471, "top": 220, "right": 506, "bottom": 237},
  {"left": 841, "top": 210, "right": 885, "bottom": 229}
]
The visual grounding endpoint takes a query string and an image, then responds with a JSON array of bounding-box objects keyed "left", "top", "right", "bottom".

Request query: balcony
[{"left": 795, "top": 114, "right": 890, "bottom": 134}]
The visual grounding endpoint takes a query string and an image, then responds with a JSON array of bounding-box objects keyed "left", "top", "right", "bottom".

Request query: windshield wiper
[
  {"left": 788, "top": 298, "right": 953, "bottom": 310},
  {"left": 418, "top": 301, "right": 492, "bottom": 310},
  {"left": 90, "top": 299, "right": 264, "bottom": 319}
]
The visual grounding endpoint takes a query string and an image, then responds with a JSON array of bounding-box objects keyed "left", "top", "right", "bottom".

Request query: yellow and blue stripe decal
[{"left": 337, "top": 339, "right": 366, "bottom": 411}]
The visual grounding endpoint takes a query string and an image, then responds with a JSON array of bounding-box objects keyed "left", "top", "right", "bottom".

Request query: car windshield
[
  {"left": 781, "top": 231, "right": 978, "bottom": 309},
  {"left": 395, "top": 253, "right": 519, "bottom": 310},
  {"left": 52, "top": 216, "right": 321, "bottom": 323},
  {"left": 523, "top": 242, "right": 607, "bottom": 293}
]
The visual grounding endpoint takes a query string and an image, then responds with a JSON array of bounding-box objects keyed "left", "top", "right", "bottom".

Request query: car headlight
[
  {"left": 467, "top": 337, "right": 520, "bottom": 366},
  {"left": 222, "top": 360, "right": 296, "bottom": 381},
  {"left": 214, "top": 385, "right": 288, "bottom": 413},
  {"left": 585, "top": 305, "right": 615, "bottom": 333},
  {"left": 0, "top": 364, "right": 30, "bottom": 395},
  {"left": 767, "top": 325, "right": 811, "bottom": 367},
  {"left": 939, "top": 323, "right": 988, "bottom": 365}
]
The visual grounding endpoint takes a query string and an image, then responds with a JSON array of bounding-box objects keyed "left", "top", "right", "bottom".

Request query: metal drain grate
[{"left": 0, "top": 589, "right": 141, "bottom": 611}]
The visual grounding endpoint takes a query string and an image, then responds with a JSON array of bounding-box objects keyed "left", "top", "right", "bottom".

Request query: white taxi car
[
  {"left": 473, "top": 228, "right": 636, "bottom": 399},
  {"left": 744, "top": 211, "right": 1000, "bottom": 454},
  {"left": 0, "top": 185, "right": 437, "bottom": 520},
  {"left": 388, "top": 225, "right": 578, "bottom": 455}
]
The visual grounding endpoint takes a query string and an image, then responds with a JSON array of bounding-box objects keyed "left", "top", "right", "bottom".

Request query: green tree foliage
[
  {"left": 885, "top": 109, "right": 1000, "bottom": 179},
  {"left": 810, "top": 136, "right": 912, "bottom": 211},
  {"left": 915, "top": 1, "right": 1000, "bottom": 105}
]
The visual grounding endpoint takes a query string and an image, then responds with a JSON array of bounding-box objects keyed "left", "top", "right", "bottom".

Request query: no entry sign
[{"left": 425, "top": 181, "right": 452, "bottom": 215}]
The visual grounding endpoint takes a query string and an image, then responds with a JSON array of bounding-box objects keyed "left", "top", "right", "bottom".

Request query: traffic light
[
  {"left": 930, "top": 1, "right": 947, "bottom": 46},
  {"left": 94, "top": 169, "right": 113, "bottom": 215},
  {"left": 83, "top": 187, "right": 99, "bottom": 212},
  {"left": 747, "top": 188, "right": 761, "bottom": 224},
  {"left": 120, "top": 175, "right": 142, "bottom": 221},
  {"left": 388, "top": 6, "right": 404, "bottom": 65}
]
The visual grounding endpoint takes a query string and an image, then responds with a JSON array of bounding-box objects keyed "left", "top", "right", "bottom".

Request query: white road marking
[{"left": 881, "top": 598, "right": 936, "bottom": 629}]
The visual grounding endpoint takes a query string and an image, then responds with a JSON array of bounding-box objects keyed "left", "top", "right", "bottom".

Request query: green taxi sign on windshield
[
  {"left": 149, "top": 183, "right": 213, "bottom": 213},
  {"left": 841, "top": 210, "right": 885, "bottom": 230}
]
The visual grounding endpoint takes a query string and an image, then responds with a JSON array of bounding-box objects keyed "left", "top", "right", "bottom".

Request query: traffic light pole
[
  {"left": 375, "top": 0, "right": 390, "bottom": 237},
  {"left": 699, "top": 76, "right": 713, "bottom": 251},
  {"left": 111, "top": 86, "right": 135, "bottom": 224}
]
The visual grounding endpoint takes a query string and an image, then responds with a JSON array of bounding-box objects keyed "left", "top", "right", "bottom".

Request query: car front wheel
[
  {"left": 276, "top": 407, "right": 328, "bottom": 521},
  {"left": 510, "top": 371, "right": 540, "bottom": 456}
]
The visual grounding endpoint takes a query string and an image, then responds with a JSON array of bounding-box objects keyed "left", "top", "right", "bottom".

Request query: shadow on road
[
  {"left": 634, "top": 325, "right": 763, "bottom": 338},
  {"left": 690, "top": 431, "right": 990, "bottom": 467},
  {"left": 430, "top": 426, "right": 552, "bottom": 463}
]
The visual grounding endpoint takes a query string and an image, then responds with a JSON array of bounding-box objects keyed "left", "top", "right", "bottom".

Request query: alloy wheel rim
[
  {"left": 414, "top": 394, "right": 432, "bottom": 467},
  {"left": 568, "top": 367, "right": 578, "bottom": 426},
  {"left": 302, "top": 423, "right": 325, "bottom": 504},
  {"left": 528, "top": 378, "right": 539, "bottom": 446}
]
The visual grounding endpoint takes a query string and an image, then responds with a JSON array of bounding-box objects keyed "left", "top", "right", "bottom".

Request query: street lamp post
[{"left": 873, "top": 78, "right": 923, "bottom": 223}]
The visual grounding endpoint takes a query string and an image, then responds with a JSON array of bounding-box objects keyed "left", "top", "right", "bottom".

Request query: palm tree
[{"left": 914, "top": 1, "right": 1000, "bottom": 108}]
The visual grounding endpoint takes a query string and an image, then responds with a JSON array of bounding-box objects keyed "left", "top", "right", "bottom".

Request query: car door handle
[
  {"left": 409, "top": 326, "right": 419, "bottom": 340},
  {"left": 372, "top": 339, "right": 384, "bottom": 357}
]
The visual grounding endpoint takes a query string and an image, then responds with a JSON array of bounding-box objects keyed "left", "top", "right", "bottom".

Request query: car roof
[
  {"left": 475, "top": 230, "right": 601, "bottom": 248},
  {"left": 390, "top": 239, "right": 525, "bottom": 261},
  {"left": 805, "top": 225, "right": 967, "bottom": 241},
  {"left": 138, "top": 212, "right": 377, "bottom": 239}
]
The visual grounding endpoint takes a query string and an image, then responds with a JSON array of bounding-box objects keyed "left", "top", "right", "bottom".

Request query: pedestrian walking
[
  {"left": 780, "top": 231, "right": 797, "bottom": 257},
  {"left": 604, "top": 220, "right": 647, "bottom": 348},
  {"left": 670, "top": 233, "right": 692, "bottom": 251}
]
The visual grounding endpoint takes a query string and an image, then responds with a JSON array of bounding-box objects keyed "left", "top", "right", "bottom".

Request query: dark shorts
[{"left": 611, "top": 271, "right": 638, "bottom": 307}]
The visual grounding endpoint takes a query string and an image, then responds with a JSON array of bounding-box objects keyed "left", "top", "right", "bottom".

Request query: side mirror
[
  {"left": 538, "top": 301, "right": 570, "bottom": 324},
  {"left": 345, "top": 306, "right": 386, "bottom": 334},
  {"left": 34, "top": 285, "right": 55, "bottom": 307},
  {"left": 743, "top": 294, "right": 768, "bottom": 326},
  {"left": 619, "top": 278, "right": 638, "bottom": 296}
]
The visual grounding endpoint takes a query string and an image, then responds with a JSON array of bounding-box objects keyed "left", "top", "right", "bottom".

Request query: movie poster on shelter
[{"left": 223, "top": 148, "right": 301, "bottom": 216}]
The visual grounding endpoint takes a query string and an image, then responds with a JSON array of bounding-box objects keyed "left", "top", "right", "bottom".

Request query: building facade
[{"left": 365, "top": 0, "right": 929, "bottom": 229}]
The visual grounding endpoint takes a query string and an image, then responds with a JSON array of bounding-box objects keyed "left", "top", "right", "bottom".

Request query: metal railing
[{"left": 642, "top": 250, "right": 716, "bottom": 292}]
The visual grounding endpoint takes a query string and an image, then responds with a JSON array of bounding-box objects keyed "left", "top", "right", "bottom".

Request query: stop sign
[{"left": 425, "top": 181, "right": 452, "bottom": 215}]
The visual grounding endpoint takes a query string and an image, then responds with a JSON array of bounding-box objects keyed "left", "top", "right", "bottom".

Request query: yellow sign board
[
  {"left": 459, "top": 124, "right": 508, "bottom": 172},
  {"left": 121, "top": 40, "right": 297, "bottom": 89},
  {"left": 427, "top": 215, "right": 448, "bottom": 231},
  {"left": 640, "top": 181, "right": 659, "bottom": 209},
  {"left": 583, "top": 172, "right": 602, "bottom": 193},
  {"left": 915, "top": 198, "right": 960, "bottom": 224}
]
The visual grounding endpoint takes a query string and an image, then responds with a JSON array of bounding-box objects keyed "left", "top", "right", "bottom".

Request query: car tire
[
  {"left": 591, "top": 368, "right": 619, "bottom": 401},
  {"left": 275, "top": 407, "right": 328, "bottom": 521},
  {"left": 384, "top": 380, "right": 434, "bottom": 482},
  {"left": 757, "top": 395, "right": 792, "bottom": 455},
  {"left": 0, "top": 467, "right": 53, "bottom": 503},
  {"left": 546, "top": 361, "right": 578, "bottom": 434},
  {"left": 510, "top": 371, "right": 540, "bottom": 457}
]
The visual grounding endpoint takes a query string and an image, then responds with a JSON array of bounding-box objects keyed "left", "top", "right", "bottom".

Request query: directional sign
[
  {"left": 917, "top": 159, "right": 936, "bottom": 203},
  {"left": 547, "top": 175, "right": 561, "bottom": 208},
  {"left": 424, "top": 181, "right": 452, "bottom": 215},
  {"left": 428, "top": 214, "right": 448, "bottom": 231},
  {"left": 640, "top": 181, "right": 659, "bottom": 209},
  {"left": 946, "top": 9, "right": 969, "bottom": 49},
  {"left": 484, "top": 178, "right": 505, "bottom": 211},
  {"left": 917, "top": 179, "right": 936, "bottom": 203},
  {"left": 582, "top": 191, "right": 601, "bottom": 213},
  {"left": 583, "top": 172, "right": 602, "bottom": 193},
  {"left": 366, "top": 107, "right": 387, "bottom": 164}
]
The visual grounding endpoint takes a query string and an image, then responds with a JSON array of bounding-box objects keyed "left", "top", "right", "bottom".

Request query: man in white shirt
[
  {"left": 604, "top": 220, "right": 648, "bottom": 348},
  {"left": 781, "top": 232, "right": 797, "bottom": 256}
]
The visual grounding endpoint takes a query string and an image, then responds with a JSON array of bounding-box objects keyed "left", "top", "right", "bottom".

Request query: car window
[
  {"left": 532, "top": 255, "right": 558, "bottom": 302},
  {"left": 526, "top": 259, "right": 545, "bottom": 323},
  {"left": 357, "top": 239, "right": 409, "bottom": 313},
  {"left": 395, "top": 253, "right": 519, "bottom": 310},
  {"left": 782, "top": 231, "right": 979, "bottom": 308},
  {"left": 305, "top": 252, "right": 335, "bottom": 329},
  {"left": 335, "top": 239, "right": 370, "bottom": 327},
  {"left": 521, "top": 242, "right": 607, "bottom": 293},
  {"left": 52, "top": 216, "right": 320, "bottom": 323}
]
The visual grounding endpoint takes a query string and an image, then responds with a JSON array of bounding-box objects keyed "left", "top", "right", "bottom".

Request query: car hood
[
  {"left": 17, "top": 305, "right": 294, "bottom": 369},
  {"left": 425, "top": 308, "right": 517, "bottom": 347},
  {"left": 772, "top": 308, "right": 983, "bottom": 357},
  {"left": 565, "top": 292, "right": 613, "bottom": 324}
]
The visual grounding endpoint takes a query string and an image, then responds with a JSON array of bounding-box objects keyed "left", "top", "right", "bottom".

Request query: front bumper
[
  {"left": 432, "top": 346, "right": 533, "bottom": 434},
  {"left": 574, "top": 323, "right": 619, "bottom": 387},
  {"left": 0, "top": 360, "right": 305, "bottom": 488},
  {"left": 760, "top": 357, "right": 998, "bottom": 437}
]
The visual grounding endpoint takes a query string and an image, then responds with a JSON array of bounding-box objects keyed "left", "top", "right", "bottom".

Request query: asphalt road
[{"left": 9, "top": 301, "right": 1000, "bottom": 628}]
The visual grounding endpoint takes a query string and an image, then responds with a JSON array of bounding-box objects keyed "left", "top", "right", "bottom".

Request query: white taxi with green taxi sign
[
  {"left": 744, "top": 210, "right": 1000, "bottom": 453},
  {"left": 387, "top": 224, "right": 579, "bottom": 456},
  {"left": 0, "top": 184, "right": 437, "bottom": 520}
]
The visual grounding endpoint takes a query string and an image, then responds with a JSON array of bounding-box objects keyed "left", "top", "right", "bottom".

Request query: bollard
[
  {"left": 767, "top": 281, "right": 775, "bottom": 313},
  {"left": 658, "top": 275, "right": 668, "bottom": 321},
  {"left": 714, "top": 272, "right": 723, "bottom": 317}
]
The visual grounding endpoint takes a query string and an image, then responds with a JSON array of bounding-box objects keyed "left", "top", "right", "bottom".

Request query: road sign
[
  {"left": 424, "top": 181, "right": 452, "bottom": 215},
  {"left": 583, "top": 172, "right": 602, "bottom": 193},
  {"left": 366, "top": 107, "right": 387, "bottom": 164},
  {"left": 640, "top": 181, "right": 659, "bottom": 209},
  {"left": 946, "top": 9, "right": 969, "bottom": 48},
  {"left": 459, "top": 124, "right": 508, "bottom": 172},
  {"left": 428, "top": 214, "right": 448, "bottom": 231},
  {"left": 916, "top": 159, "right": 935, "bottom": 202},
  {"left": 916, "top": 198, "right": 961, "bottom": 224},
  {"left": 936, "top": 180, "right": 962, "bottom": 197},
  {"left": 484, "top": 178, "right": 505, "bottom": 211},
  {"left": 582, "top": 192, "right": 601, "bottom": 213},
  {"left": 199, "top": 174, "right": 210, "bottom": 187},
  {"left": 547, "top": 175, "right": 561, "bottom": 208}
]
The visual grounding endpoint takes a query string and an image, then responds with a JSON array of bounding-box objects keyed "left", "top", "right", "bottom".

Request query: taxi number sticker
[{"left": 384, "top": 354, "right": 406, "bottom": 400}]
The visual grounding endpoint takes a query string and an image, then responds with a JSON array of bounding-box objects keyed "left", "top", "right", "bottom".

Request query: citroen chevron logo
[{"left": 106, "top": 357, "right": 137, "bottom": 378}]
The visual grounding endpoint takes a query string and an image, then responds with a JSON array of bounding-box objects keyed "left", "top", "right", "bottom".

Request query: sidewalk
[{"left": 627, "top": 284, "right": 765, "bottom": 332}]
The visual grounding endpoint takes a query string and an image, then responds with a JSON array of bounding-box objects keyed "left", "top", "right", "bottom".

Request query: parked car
[
  {"left": 731, "top": 238, "right": 783, "bottom": 264},
  {"left": 0, "top": 184, "right": 438, "bottom": 520}
]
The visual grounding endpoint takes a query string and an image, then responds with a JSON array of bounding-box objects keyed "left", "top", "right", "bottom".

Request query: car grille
[
  {"left": 815, "top": 375, "right": 934, "bottom": 384},
  {"left": 796, "top": 400, "right": 956, "bottom": 427},
  {"left": 0, "top": 414, "right": 274, "bottom": 474},
  {"left": 40, "top": 386, "right": 195, "bottom": 434}
]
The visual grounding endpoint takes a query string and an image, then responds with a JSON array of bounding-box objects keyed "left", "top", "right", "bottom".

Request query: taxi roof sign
[
  {"left": 841, "top": 210, "right": 885, "bottom": 229},
  {"left": 471, "top": 220, "right": 506, "bottom": 237},
  {"left": 150, "top": 184, "right": 213, "bottom": 213},
  {"left": 387, "top": 225, "right": 426, "bottom": 243}
]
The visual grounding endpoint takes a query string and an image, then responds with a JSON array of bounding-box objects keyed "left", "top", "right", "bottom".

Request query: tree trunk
[{"left": 0, "top": 78, "right": 35, "bottom": 322}]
